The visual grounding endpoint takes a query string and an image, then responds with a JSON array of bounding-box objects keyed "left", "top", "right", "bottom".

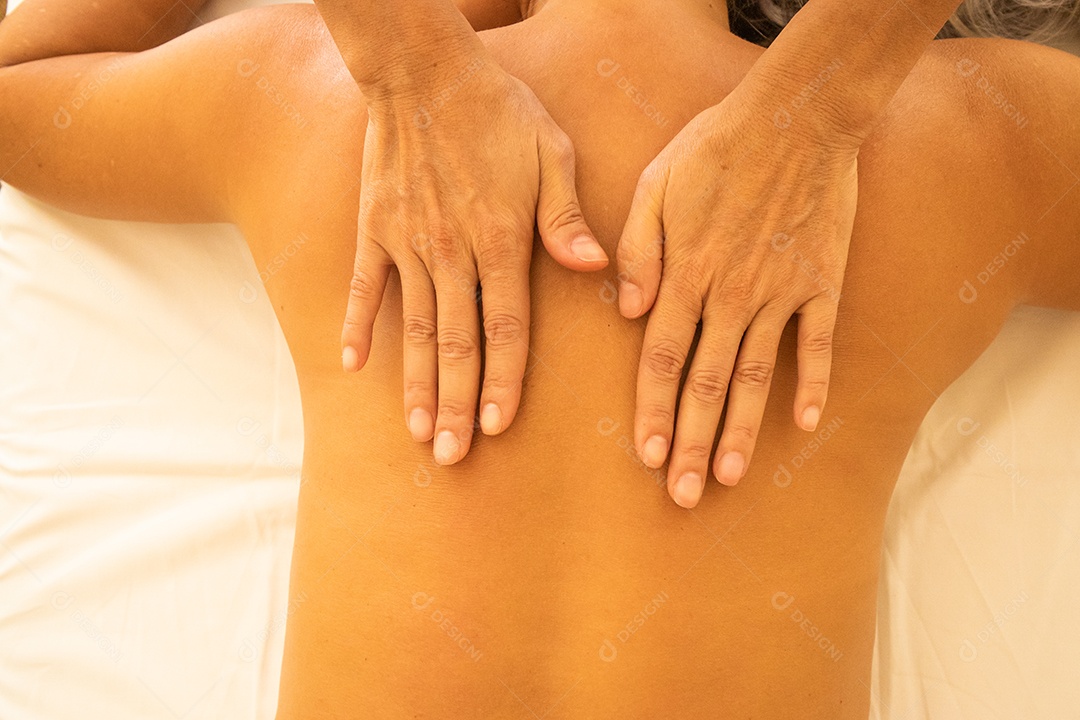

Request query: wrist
[
  {"left": 731, "top": 55, "right": 871, "bottom": 152},
  {"left": 742, "top": 0, "right": 964, "bottom": 147},
  {"left": 362, "top": 44, "right": 491, "bottom": 114},
  {"left": 336, "top": 12, "right": 488, "bottom": 106},
  {"left": 362, "top": 53, "right": 507, "bottom": 139}
]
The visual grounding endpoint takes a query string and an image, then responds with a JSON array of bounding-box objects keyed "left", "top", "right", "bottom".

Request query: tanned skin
[{"left": 0, "top": 1, "right": 1078, "bottom": 716}]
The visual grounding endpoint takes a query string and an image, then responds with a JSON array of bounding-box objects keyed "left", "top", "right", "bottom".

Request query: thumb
[
  {"left": 615, "top": 162, "right": 666, "bottom": 319},
  {"left": 535, "top": 129, "right": 608, "bottom": 271}
]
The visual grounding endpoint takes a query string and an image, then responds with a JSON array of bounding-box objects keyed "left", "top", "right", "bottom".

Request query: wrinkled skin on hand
[
  {"left": 617, "top": 92, "right": 859, "bottom": 509},
  {"left": 342, "top": 57, "right": 607, "bottom": 466}
]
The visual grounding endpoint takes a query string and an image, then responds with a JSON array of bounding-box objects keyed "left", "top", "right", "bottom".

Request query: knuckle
[
  {"left": 404, "top": 379, "right": 436, "bottom": 398},
  {"left": 425, "top": 221, "right": 460, "bottom": 265},
  {"left": 684, "top": 369, "right": 730, "bottom": 404},
  {"left": 638, "top": 401, "right": 674, "bottom": 427},
  {"left": 675, "top": 439, "right": 713, "bottom": 463},
  {"left": 674, "top": 261, "right": 713, "bottom": 293},
  {"left": 801, "top": 328, "right": 834, "bottom": 357},
  {"left": 544, "top": 202, "right": 586, "bottom": 231},
  {"left": 341, "top": 315, "right": 367, "bottom": 332},
  {"left": 552, "top": 127, "right": 573, "bottom": 153},
  {"left": 356, "top": 218, "right": 380, "bottom": 248},
  {"left": 800, "top": 376, "right": 830, "bottom": 393},
  {"left": 481, "top": 375, "right": 522, "bottom": 398},
  {"left": 483, "top": 312, "right": 526, "bottom": 349},
  {"left": 731, "top": 360, "right": 774, "bottom": 389},
  {"left": 636, "top": 161, "right": 663, "bottom": 193},
  {"left": 437, "top": 328, "right": 479, "bottom": 361},
  {"left": 615, "top": 238, "right": 638, "bottom": 268},
  {"left": 722, "top": 421, "right": 757, "bottom": 445},
  {"left": 475, "top": 225, "right": 524, "bottom": 270},
  {"left": 545, "top": 127, "right": 575, "bottom": 163},
  {"left": 359, "top": 184, "right": 395, "bottom": 220},
  {"left": 348, "top": 271, "right": 381, "bottom": 303},
  {"left": 436, "top": 397, "right": 473, "bottom": 422},
  {"left": 717, "top": 279, "right": 757, "bottom": 310},
  {"left": 642, "top": 340, "right": 687, "bottom": 382},
  {"left": 402, "top": 314, "right": 437, "bottom": 345}
]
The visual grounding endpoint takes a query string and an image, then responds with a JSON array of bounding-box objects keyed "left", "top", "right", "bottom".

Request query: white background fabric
[
  {"left": 872, "top": 305, "right": 1080, "bottom": 719},
  {"left": 0, "top": 184, "right": 303, "bottom": 719},
  {"left": 1, "top": 2, "right": 1078, "bottom": 717}
]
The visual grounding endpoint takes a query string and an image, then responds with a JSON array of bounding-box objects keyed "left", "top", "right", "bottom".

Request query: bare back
[{"left": 2, "top": 2, "right": 1079, "bottom": 716}]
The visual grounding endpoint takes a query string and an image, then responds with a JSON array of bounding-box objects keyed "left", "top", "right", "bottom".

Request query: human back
[
  {"left": 231, "top": 1, "right": 1080, "bottom": 715},
  {"left": 1, "top": 0, "right": 1077, "bottom": 715}
]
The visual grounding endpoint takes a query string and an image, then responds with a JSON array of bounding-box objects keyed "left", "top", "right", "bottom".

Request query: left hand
[{"left": 616, "top": 90, "right": 859, "bottom": 508}]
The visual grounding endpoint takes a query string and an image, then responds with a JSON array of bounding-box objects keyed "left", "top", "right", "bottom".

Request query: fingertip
[
  {"left": 799, "top": 405, "right": 821, "bottom": 432},
  {"left": 568, "top": 234, "right": 608, "bottom": 265},
  {"left": 619, "top": 282, "right": 644, "bottom": 318},
  {"left": 479, "top": 403, "right": 503, "bottom": 436},
  {"left": 408, "top": 407, "right": 435, "bottom": 442},
  {"left": 433, "top": 430, "right": 462, "bottom": 465},
  {"left": 641, "top": 434, "right": 669, "bottom": 469},
  {"left": 672, "top": 471, "right": 704, "bottom": 509},
  {"left": 342, "top": 345, "right": 362, "bottom": 373},
  {"left": 715, "top": 451, "right": 745, "bottom": 486}
]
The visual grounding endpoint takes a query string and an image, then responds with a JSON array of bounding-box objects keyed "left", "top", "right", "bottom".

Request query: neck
[{"left": 526, "top": 0, "right": 731, "bottom": 31}]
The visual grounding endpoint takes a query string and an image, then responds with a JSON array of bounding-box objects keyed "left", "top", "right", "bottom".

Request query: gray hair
[{"left": 733, "top": 0, "right": 1080, "bottom": 46}]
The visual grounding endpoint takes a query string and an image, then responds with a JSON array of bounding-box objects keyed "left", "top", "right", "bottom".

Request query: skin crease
[{"left": 0, "top": 0, "right": 1078, "bottom": 717}]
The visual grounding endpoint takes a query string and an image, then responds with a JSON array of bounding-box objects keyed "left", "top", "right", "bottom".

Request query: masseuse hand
[
  {"left": 341, "top": 51, "right": 606, "bottom": 465},
  {"left": 618, "top": 82, "right": 858, "bottom": 507}
]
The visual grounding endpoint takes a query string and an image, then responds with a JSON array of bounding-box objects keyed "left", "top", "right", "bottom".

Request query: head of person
[{"left": 731, "top": 0, "right": 1080, "bottom": 47}]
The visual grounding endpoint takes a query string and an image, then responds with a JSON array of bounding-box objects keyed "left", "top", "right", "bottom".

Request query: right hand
[{"left": 342, "top": 54, "right": 607, "bottom": 466}]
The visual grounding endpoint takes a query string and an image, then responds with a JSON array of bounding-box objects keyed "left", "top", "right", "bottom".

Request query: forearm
[
  {"left": 746, "top": 0, "right": 964, "bottom": 142},
  {"left": 310, "top": 0, "right": 488, "bottom": 105},
  {"left": 0, "top": 0, "right": 209, "bottom": 68}
]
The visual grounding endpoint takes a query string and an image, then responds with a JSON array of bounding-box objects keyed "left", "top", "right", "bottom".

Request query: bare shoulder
[
  {"left": 193, "top": 2, "right": 363, "bottom": 156},
  {"left": 870, "top": 38, "right": 1078, "bottom": 165},
  {"left": 879, "top": 37, "right": 1079, "bottom": 216},
  {"left": 853, "top": 37, "right": 1080, "bottom": 308},
  {"left": 201, "top": 4, "right": 366, "bottom": 257},
  {"left": 924, "top": 38, "right": 1080, "bottom": 307}
]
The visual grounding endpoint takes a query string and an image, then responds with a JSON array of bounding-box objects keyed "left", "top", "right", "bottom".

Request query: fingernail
[
  {"left": 716, "top": 451, "right": 744, "bottom": 486},
  {"left": 619, "top": 283, "right": 643, "bottom": 317},
  {"left": 641, "top": 435, "right": 668, "bottom": 468},
  {"left": 801, "top": 406, "right": 820, "bottom": 432},
  {"left": 407, "top": 408, "right": 434, "bottom": 442},
  {"left": 480, "top": 403, "right": 503, "bottom": 435},
  {"left": 433, "top": 431, "right": 461, "bottom": 465},
  {"left": 342, "top": 346, "right": 360, "bottom": 373},
  {"left": 673, "top": 472, "right": 704, "bottom": 509},
  {"left": 570, "top": 235, "right": 607, "bottom": 263}
]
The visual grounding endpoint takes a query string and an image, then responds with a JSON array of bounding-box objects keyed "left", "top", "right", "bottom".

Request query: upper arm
[
  {"left": 947, "top": 38, "right": 1080, "bottom": 310},
  {"left": 996, "top": 41, "right": 1080, "bottom": 310},
  {"left": 0, "top": 0, "right": 210, "bottom": 68},
  {"left": 0, "top": 5, "right": 340, "bottom": 225}
]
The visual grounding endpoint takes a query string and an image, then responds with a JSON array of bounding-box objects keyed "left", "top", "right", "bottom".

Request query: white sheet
[
  {"left": 871, "top": 305, "right": 1080, "bottom": 719},
  {"left": 1, "top": 3, "right": 1079, "bottom": 716},
  {"left": 0, "top": 186, "right": 303, "bottom": 720}
]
